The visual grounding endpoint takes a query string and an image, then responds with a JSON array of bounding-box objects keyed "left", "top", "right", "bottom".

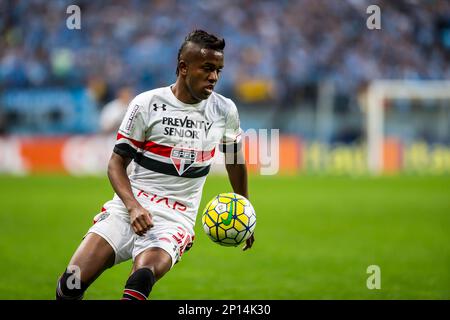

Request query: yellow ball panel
[
  {"left": 206, "top": 209, "right": 219, "bottom": 223},
  {"left": 235, "top": 202, "right": 245, "bottom": 215},
  {"left": 216, "top": 226, "right": 227, "bottom": 240},
  {"left": 233, "top": 219, "right": 247, "bottom": 232},
  {"left": 237, "top": 213, "right": 249, "bottom": 226},
  {"left": 202, "top": 212, "right": 215, "bottom": 227},
  {"left": 218, "top": 196, "right": 233, "bottom": 204}
]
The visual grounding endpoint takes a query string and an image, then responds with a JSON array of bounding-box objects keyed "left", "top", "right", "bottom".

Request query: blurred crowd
[{"left": 1, "top": 0, "right": 449, "bottom": 105}]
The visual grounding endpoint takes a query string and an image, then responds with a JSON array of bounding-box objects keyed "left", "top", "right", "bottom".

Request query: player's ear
[{"left": 178, "top": 60, "right": 188, "bottom": 76}]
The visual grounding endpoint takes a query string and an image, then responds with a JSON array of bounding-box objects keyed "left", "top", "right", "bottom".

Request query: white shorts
[{"left": 85, "top": 205, "right": 194, "bottom": 268}]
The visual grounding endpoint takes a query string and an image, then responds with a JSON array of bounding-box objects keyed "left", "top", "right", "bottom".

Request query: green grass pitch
[{"left": 0, "top": 174, "right": 448, "bottom": 299}]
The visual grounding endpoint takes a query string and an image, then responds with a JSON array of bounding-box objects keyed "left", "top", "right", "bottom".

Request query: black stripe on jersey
[
  {"left": 134, "top": 153, "right": 211, "bottom": 178},
  {"left": 219, "top": 141, "right": 242, "bottom": 153},
  {"left": 114, "top": 143, "right": 137, "bottom": 159},
  {"left": 114, "top": 143, "right": 210, "bottom": 178}
]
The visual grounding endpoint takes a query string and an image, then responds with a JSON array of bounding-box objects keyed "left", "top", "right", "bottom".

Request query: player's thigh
[
  {"left": 132, "top": 248, "right": 172, "bottom": 281},
  {"left": 68, "top": 233, "right": 115, "bottom": 285},
  {"left": 132, "top": 223, "right": 194, "bottom": 280}
]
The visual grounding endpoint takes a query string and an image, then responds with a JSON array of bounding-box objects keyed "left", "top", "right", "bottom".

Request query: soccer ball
[{"left": 201, "top": 193, "right": 256, "bottom": 246}]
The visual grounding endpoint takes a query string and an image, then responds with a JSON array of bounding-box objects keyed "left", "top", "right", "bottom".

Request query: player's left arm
[{"left": 225, "top": 149, "right": 255, "bottom": 251}]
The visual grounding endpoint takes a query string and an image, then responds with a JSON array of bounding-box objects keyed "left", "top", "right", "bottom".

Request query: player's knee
[
  {"left": 134, "top": 249, "right": 172, "bottom": 280},
  {"left": 56, "top": 269, "right": 88, "bottom": 300},
  {"left": 122, "top": 267, "right": 156, "bottom": 300},
  {"left": 134, "top": 263, "right": 160, "bottom": 280}
]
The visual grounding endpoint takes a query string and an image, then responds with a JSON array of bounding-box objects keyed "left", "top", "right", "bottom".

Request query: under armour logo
[{"left": 153, "top": 103, "right": 167, "bottom": 111}]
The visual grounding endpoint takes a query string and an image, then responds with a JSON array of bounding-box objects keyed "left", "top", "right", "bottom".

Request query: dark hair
[{"left": 176, "top": 30, "right": 225, "bottom": 75}]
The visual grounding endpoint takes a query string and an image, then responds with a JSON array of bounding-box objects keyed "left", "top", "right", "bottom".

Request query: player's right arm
[
  {"left": 221, "top": 99, "right": 255, "bottom": 251},
  {"left": 107, "top": 152, "right": 153, "bottom": 236},
  {"left": 108, "top": 97, "right": 153, "bottom": 236}
]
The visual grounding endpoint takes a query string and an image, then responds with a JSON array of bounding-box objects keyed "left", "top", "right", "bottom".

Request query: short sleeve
[
  {"left": 113, "top": 100, "right": 148, "bottom": 159},
  {"left": 219, "top": 100, "right": 243, "bottom": 153}
]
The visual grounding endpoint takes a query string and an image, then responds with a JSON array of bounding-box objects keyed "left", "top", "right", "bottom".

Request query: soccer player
[{"left": 56, "top": 30, "right": 254, "bottom": 300}]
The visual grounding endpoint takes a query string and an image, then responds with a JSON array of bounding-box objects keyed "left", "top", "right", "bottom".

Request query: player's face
[{"left": 185, "top": 48, "right": 224, "bottom": 102}]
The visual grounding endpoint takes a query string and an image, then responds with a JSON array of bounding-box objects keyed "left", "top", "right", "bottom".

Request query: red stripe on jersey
[
  {"left": 143, "top": 141, "right": 172, "bottom": 157},
  {"left": 196, "top": 148, "right": 216, "bottom": 162},
  {"left": 123, "top": 289, "right": 146, "bottom": 300},
  {"left": 117, "top": 133, "right": 145, "bottom": 149}
]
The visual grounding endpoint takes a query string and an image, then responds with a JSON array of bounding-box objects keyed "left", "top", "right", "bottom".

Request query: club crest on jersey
[
  {"left": 153, "top": 103, "right": 167, "bottom": 111},
  {"left": 170, "top": 148, "right": 197, "bottom": 176}
]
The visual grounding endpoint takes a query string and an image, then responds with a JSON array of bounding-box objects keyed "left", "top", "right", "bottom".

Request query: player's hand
[
  {"left": 242, "top": 233, "right": 255, "bottom": 251},
  {"left": 129, "top": 206, "right": 153, "bottom": 236}
]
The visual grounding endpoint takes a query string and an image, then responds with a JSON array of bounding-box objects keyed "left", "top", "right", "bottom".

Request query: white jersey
[{"left": 112, "top": 85, "right": 242, "bottom": 234}]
